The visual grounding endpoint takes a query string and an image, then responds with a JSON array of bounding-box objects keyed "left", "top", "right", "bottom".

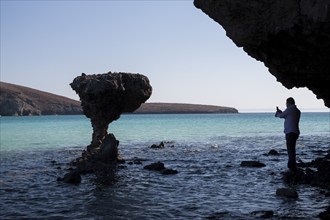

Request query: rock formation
[
  {"left": 194, "top": 0, "right": 330, "bottom": 107},
  {"left": 70, "top": 72, "right": 152, "bottom": 155},
  {"left": 0, "top": 82, "right": 82, "bottom": 116}
]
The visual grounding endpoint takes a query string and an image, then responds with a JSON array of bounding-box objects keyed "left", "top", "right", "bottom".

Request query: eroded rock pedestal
[
  {"left": 194, "top": 0, "right": 330, "bottom": 107},
  {"left": 70, "top": 71, "right": 152, "bottom": 162}
]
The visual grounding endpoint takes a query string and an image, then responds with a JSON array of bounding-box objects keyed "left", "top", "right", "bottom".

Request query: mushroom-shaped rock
[{"left": 70, "top": 72, "right": 152, "bottom": 153}]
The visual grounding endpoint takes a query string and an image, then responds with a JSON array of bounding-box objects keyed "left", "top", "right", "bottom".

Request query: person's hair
[{"left": 287, "top": 97, "right": 295, "bottom": 105}]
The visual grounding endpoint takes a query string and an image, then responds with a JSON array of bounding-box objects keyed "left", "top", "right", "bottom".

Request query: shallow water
[{"left": 0, "top": 113, "right": 329, "bottom": 219}]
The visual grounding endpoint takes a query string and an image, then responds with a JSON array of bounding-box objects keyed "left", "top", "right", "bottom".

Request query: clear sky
[{"left": 1, "top": 0, "right": 328, "bottom": 112}]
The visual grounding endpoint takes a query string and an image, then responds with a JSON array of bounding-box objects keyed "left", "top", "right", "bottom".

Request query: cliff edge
[{"left": 0, "top": 82, "right": 82, "bottom": 116}]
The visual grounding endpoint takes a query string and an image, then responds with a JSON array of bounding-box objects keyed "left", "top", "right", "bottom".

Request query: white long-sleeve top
[{"left": 275, "top": 104, "right": 301, "bottom": 135}]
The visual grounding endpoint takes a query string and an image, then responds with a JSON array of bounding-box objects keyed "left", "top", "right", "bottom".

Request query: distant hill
[
  {"left": 135, "top": 102, "right": 238, "bottom": 114},
  {"left": 0, "top": 82, "right": 82, "bottom": 116},
  {"left": 0, "top": 82, "right": 238, "bottom": 116}
]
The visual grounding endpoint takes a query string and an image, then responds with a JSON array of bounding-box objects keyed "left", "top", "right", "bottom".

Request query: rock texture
[
  {"left": 284, "top": 150, "right": 330, "bottom": 190},
  {"left": 0, "top": 82, "right": 82, "bottom": 116},
  {"left": 70, "top": 71, "right": 152, "bottom": 151},
  {"left": 194, "top": 0, "right": 330, "bottom": 107}
]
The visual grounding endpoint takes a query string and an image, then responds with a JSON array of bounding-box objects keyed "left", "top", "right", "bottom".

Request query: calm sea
[{"left": 0, "top": 113, "right": 329, "bottom": 219}]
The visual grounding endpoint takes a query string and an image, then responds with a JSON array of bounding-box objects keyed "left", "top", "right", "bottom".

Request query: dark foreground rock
[
  {"left": 283, "top": 151, "right": 330, "bottom": 190},
  {"left": 281, "top": 150, "right": 330, "bottom": 217},
  {"left": 194, "top": 0, "right": 330, "bottom": 107}
]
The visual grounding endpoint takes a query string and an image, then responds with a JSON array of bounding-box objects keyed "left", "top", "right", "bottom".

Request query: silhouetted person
[{"left": 275, "top": 97, "right": 301, "bottom": 172}]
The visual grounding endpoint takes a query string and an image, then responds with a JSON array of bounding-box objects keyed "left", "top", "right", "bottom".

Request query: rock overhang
[{"left": 194, "top": 0, "right": 330, "bottom": 107}]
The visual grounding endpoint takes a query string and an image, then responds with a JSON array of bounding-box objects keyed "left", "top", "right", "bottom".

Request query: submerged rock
[
  {"left": 160, "top": 169, "right": 178, "bottom": 175},
  {"left": 276, "top": 187, "right": 298, "bottom": 199},
  {"left": 144, "top": 162, "right": 178, "bottom": 175},
  {"left": 268, "top": 149, "right": 279, "bottom": 156},
  {"left": 150, "top": 142, "right": 165, "bottom": 149},
  {"left": 144, "top": 162, "right": 165, "bottom": 171},
  {"left": 57, "top": 171, "right": 81, "bottom": 185},
  {"left": 240, "top": 161, "right": 266, "bottom": 168}
]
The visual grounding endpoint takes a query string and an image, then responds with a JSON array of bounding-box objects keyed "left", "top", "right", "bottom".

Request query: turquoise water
[
  {"left": 1, "top": 113, "right": 329, "bottom": 151},
  {"left": 0, "top": 113, "right": 329, "bottom": 219}
]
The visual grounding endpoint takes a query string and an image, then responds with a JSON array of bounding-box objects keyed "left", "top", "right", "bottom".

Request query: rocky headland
[
  {"left": 0, "top": 81, "right": 238, "bottom": 116},
  {"left": 0, "top": 82, "right": 82, "bottom": 116},
  {"left": 135, "top": 102, "right": 238, "bottom": 114},
  {"left": 194, "top": 0, "right": 330, "bottom": 108}
]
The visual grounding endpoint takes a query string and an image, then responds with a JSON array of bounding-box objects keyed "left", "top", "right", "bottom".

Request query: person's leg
[{"left": 286, "top": 133, "right": 298, "bottom": 172}]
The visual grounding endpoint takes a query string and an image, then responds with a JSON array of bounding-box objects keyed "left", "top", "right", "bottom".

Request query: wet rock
[
  {"left": 150, "top": 142, "right": 165, "bottom": 149},
  {"left": 268, "top": 149, "right": 279, "bottom": 156},
  {"left": 127, "top": 158, "right": 144, "bottom": 165},
  {"left": 144, "top": 162, "right": 165, "bottom": 171},
  {"left": 160, "top": 168, "right": 178, "bottom": 175},
  {"left": 240, "top": 161, "right": 266, "bottom": 168},
  {"left": 57, "top": 171, "right": 81, "bottom": 185},
  {"left": 97, "top": 133, "right": 118, "bottom": 163},
  {"left": 133, "top": 158, "right": 144, "bottom": 165},
  {"left": 276, "top": 187, "right": 298, "bottom": 199},
  {"left": 144, "top": 162, "right": 178, "bottom": 175},
  {"left": 282, "top": 169, "right": 309, "bottom": 185},
  {"left": 251, "top": 210, "right": 274, "bottom": 218},
  {"left": 283, "top": 154, "right": 330, "bottom": 190}
]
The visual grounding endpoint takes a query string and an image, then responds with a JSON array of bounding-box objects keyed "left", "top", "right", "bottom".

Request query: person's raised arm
[
  {"left": 275, "top": 106, "right": 290, "bottom": 118},
  {"left": 275, "top": 106, "right": 282, "bottom": 117}
]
